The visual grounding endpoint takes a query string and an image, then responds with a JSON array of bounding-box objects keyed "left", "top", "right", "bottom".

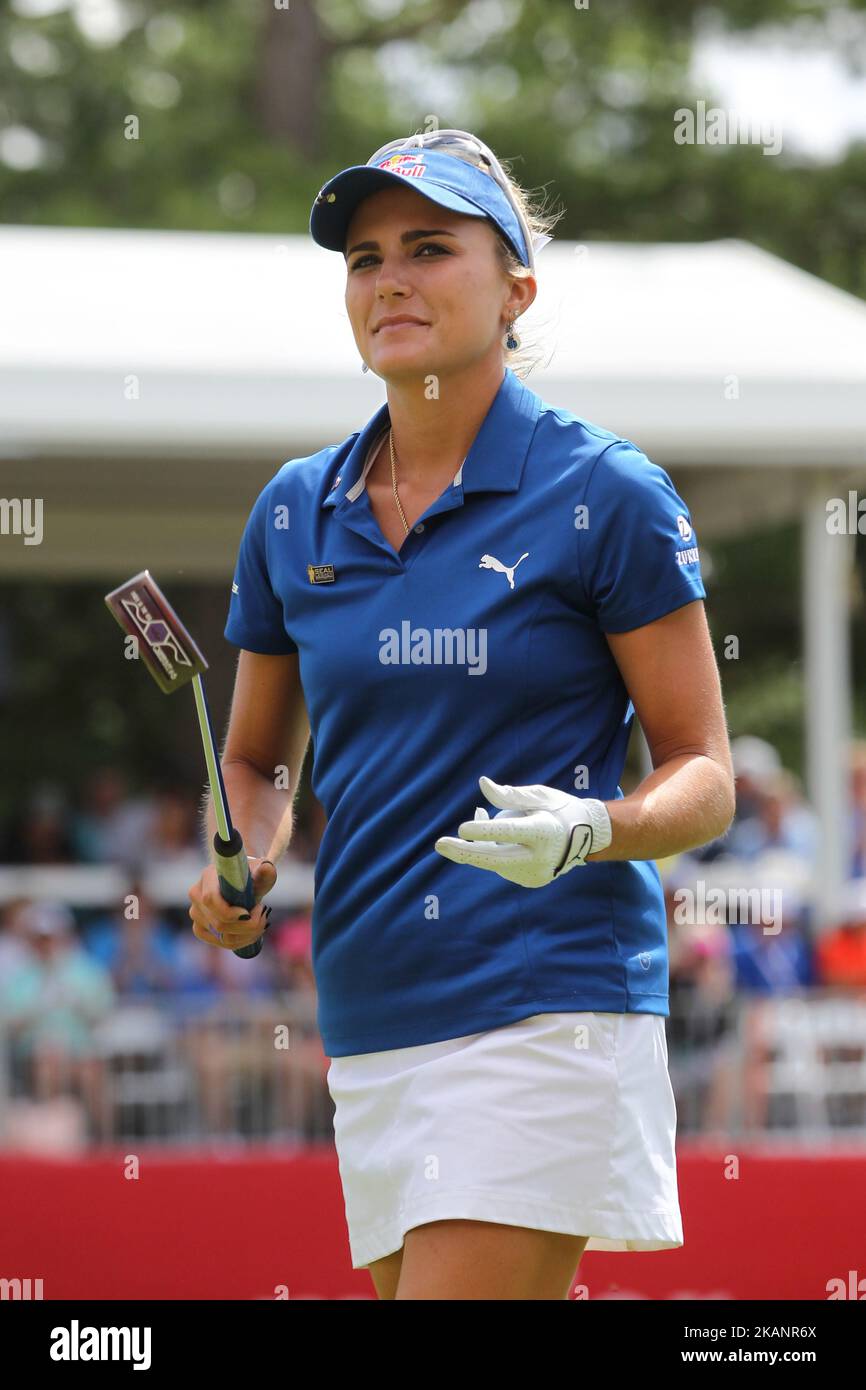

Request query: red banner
[{"left": 0, "top": 1144, "right": 863, "bottom": 1300}]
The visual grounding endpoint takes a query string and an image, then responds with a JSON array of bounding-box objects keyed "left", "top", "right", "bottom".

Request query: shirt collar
[{"left": 322, "top": 367, "right": 541, "bottom": 511}]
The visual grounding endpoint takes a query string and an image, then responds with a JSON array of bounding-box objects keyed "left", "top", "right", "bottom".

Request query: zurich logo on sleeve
[{"left": 675, "top": 513, "right": 700, "bottom": 567}]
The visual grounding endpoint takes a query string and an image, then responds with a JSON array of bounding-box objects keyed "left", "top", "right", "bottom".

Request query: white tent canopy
[{"left": 1, "top": 225, "right": 865, "bottom": 465}]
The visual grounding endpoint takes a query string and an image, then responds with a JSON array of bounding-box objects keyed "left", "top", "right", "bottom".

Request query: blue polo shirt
[{"left": 225, "top": 367, "right": 706, "bottom": 1057}]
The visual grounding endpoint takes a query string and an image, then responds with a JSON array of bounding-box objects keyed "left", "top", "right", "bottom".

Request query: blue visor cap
[{"left": 310, "top": 147, "right": 531, "bottom": 268}]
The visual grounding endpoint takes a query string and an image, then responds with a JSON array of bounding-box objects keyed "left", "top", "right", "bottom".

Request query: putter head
[{"left": 104, "top": 570, "right": 208, "bottom": 694}]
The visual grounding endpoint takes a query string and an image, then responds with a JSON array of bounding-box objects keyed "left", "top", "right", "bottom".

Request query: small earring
[
  {"left": 361, "top": 360, "right": 369, "bottom": 373},
  {"left": 505, "top": 317, "right": 520, "bottom": 350}
]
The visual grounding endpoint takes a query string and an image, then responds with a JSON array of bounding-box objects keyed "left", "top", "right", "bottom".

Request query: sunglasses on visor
[{"left": 366, "top": 129, "right": 548, "bottom": 272}]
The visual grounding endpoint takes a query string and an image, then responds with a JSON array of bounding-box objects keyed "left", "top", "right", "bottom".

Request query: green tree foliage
[{"left": 1, "top": 0, "right": 864, "bottom": 294}]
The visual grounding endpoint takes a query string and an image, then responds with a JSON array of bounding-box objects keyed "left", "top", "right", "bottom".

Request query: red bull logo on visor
[{"left": 375, "top": 151, "right": 426, "bottom": 179}]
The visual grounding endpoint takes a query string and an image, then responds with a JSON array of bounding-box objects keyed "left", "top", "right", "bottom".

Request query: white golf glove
[{"left": 434, "top": 776, "right": 613, "bottom": 888}]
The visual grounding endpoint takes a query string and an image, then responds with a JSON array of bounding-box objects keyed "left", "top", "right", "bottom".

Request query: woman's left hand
[{"left": 434, "top": 776, "right": 612, "bottom": 888}]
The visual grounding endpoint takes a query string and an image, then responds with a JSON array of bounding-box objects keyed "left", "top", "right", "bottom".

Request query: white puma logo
[{"left": 478, "top": 551, "right": 529, "bottom": 590}]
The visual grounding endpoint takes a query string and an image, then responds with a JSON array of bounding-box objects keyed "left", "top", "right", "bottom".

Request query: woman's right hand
[{"left": 188, "top": 856, "right": 278, "bottom": 951}]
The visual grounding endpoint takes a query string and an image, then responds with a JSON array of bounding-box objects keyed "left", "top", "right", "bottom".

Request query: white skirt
[{"left": 326, "top": 1011, "right": 684, "bottom": 1269}]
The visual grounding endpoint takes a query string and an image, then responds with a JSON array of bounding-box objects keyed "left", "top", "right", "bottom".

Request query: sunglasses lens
[{"left": 428, "top": 135, "right": 488, "bottom": 166}]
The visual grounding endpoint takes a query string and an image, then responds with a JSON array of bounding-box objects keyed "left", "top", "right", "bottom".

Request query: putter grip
[{"left": 212, "top": 828, "right": 262, "bottom": 959}]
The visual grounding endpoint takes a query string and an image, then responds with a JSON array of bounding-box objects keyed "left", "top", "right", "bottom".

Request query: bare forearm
[
  {"left": 587, "top": 753, "right": 735, "bottom": 863},
  {"left": 202, "top": 758, "right": 297, "bottom": 864}
]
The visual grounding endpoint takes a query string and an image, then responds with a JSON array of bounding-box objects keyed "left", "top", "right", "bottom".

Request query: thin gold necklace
[{"left": 389, "top": 427, "right": 410, "bottom": 534}]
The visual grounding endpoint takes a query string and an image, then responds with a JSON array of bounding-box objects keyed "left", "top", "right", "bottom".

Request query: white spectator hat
[
  {"left": 836, "top": 877, "right": 866, "bottom": 926},
  {"left": 23, "top": 901, "right": 75, "bottom": 937},
  {"left": 730, "top": 735, "right": 782, "bottom": 782}
]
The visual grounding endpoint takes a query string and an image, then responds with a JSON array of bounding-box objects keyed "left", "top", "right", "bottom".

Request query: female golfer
[{"left": 187, "top": 129, "right": 735, "bottom": 1300}]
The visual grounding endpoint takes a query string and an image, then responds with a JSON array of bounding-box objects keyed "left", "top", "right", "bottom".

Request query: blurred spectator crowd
[
  {"left": 0, "top": 765, "right": 324, "bottom": 867},
  {"left": 660, "top": 735, "right": 866, "bottom": 1135},
  {"left": 0, "top": 767, "right": 330, "bottom": 1150},
  {"left": 0, "top": 885, "right": 331, "bottom": 1150},
  {"left": 1, "top": 742, "right": 866, "bottom": 1149}
]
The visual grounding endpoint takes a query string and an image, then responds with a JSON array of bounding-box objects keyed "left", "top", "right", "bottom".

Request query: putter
[{"left": 104, "top": 570, "right": 263, "bottom": 959}]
